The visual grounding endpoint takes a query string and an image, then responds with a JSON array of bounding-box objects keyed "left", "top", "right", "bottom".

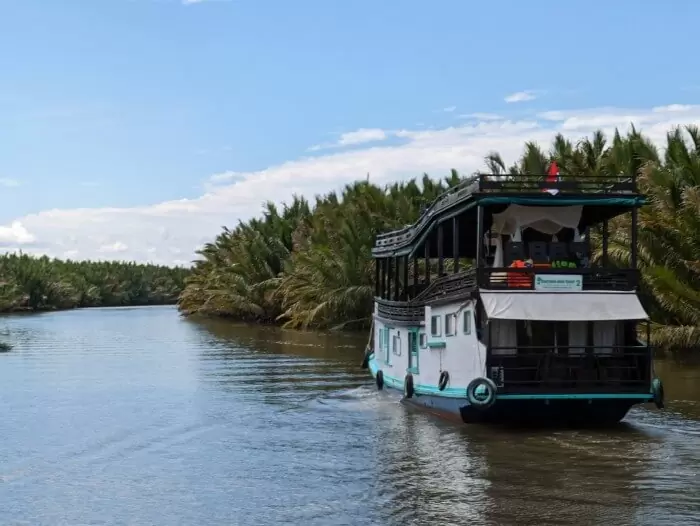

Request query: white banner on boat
[{"left": 534, "top": 274, "right": 583, "bottom": 292}]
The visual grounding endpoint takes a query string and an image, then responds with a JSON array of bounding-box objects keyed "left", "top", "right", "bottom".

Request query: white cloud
[
  {"left": 442, "top": 106, "right": 457, "bottom": 113},
  {"left": 338, "top": 128, "right": 387, "bottom": 146},
  {"left": 505, "top": 91, "right": 537, "bottom": 103},
  {"left": 0, "top": 221, "right": 35, "bottom": 246},
  {"left": 98, "top": 241, "right": 129, "bottom": 254},
  {"left": 458, "top": 113, "right": 503, "bottom": 121},
  {"left": 181, "top": 0, "right": 231, "bottom": 5},
  {"left": 0, "top": 178, "right": 20, "bottom": 188},
  {"left": 308, "top": 128, "right": 388, "bottom": 151},
  {"left": 2, "top": 103, "right": 700, "bottom": 266}
]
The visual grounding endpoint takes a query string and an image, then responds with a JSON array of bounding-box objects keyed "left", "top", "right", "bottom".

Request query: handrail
[
  {"left": 375, "top": 176, "right": 478, "bottom": 242},
  {"left": 413, "top": 269, "right": 477, "bottom": 302}
]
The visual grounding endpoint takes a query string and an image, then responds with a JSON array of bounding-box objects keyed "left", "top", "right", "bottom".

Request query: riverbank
[
  {"left": 0, "top": 253, "right": 189, "bottom": 313},
  {"left": 177, "top": 125, "right": 700, "bottom": 355}
]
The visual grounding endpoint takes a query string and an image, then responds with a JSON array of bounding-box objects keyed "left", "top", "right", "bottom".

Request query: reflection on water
[{"left": 1, "top": 307, "right": 699, "bottom": 525}]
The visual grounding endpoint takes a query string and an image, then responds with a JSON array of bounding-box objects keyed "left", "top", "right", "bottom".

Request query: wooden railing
[
  {"left": 413, "top": 269, "right": 477, "bottom": 303},
  {"left": 374, "top": 177, "right": 478, "bottom": 251},
  {"left": 375, "top": 269, "right": 479, "bottom": 322},
  {"left": 375, "top": 298, "right": 424, "bottom": 323}
]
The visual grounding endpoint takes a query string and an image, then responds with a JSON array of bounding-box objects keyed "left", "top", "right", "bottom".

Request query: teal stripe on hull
[
  {"left": 368, "top": 357, "right": 653, "bottom": 402},
  {"left": 497, "top": 393, "right": 652, "bottom": 400}
]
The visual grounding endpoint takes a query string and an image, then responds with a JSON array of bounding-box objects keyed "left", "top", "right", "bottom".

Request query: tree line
[
  {"left": 0, "top": 253, "right": 189, "bottom": 312},
  {"left": 177, "top": 125, "right": 700, "bottom": 355}
]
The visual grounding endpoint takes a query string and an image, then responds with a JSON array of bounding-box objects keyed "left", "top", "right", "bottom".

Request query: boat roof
[{"left": 372, "top": 173, "right": 645, "bottom": 258}]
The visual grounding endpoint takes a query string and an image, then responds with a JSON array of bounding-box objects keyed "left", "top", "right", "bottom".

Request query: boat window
[
  {"left": 463, "top": 310, "right": 472, "bottom": 335},
  {"left": 419, "top": 333, "right": 427, "bottom": 348},
  {"left": 392, "top": 334, "right": 401, "bottom": 356},
  {"left": 445, "top": 314, "right": 456, "bottom": 336},
  {"left": 431, "top": 315, "right": 441, "bottom": 336}
]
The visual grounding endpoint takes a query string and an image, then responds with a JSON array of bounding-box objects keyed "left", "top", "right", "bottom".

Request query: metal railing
[
  {"left": 478, "top": 173, "right": 637, "bottom": 194},
  {"left": 478, "top": 267, "right": 639, "bottom": 292},
  {"left": 487, "top": 347, "right": 650, "bottom": 393}
]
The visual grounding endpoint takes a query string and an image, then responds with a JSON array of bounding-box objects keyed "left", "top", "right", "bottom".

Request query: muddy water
[{"left": 0, "top": 306, "right": 698, "bottom": 525}]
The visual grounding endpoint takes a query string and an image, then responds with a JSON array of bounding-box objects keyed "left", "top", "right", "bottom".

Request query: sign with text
[{"left": 534, "top": 274, "right": 583, "bottom": 292}]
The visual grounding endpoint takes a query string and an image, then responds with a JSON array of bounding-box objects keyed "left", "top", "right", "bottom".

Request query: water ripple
[{"left": 1, "top": 307, "right": 699, "bottom": 525}]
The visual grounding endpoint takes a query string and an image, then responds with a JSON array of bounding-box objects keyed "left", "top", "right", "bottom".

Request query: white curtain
[
  {"left": 493, "top": 237, "right": 503, "bottom": 267},
  {"left": 593, "top": 321, "right": 618, "bottom": 355},
  {"left": 492, "top": 205, "right": 583, "bottom": 236},
  {"left": 569, "top": 321, "right": 588, "bottom": 355},
  {"left": 491, "top": 319, "right": 517, "bottom": 355}
]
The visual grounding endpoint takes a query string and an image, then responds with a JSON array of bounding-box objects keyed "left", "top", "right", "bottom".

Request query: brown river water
[{"left": 0, "top": 306, "right": 698, "bottom": 525}]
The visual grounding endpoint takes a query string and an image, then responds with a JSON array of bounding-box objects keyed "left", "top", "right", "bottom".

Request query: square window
[
  {"left": 430, "top": 315, "right": 441, "bottom": 337},
  {"left": 392, "top": 335, "right": 401, "bottom": 355},
  {"left": 445, "top": 314, "right": 456, "bottom": 336},
  {"left": 463, "top": 311, "right": 472, "bottom": 334},
  {"left": 419, "top": 333, "right": 427, "bottom": 348}
]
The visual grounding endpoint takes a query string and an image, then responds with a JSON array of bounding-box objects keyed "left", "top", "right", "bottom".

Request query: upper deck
[
  {"left": 372, "top": 173, "right": 643, "bottom": 258},
  {"left": 372, "top": 171, "right": 646, "bottom": 323}
]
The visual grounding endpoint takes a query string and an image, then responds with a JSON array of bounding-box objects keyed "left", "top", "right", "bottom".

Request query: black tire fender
[
  {"left": 376, "top": 370, "right": 384, "bottom": 390},
  {"left": 438, "top": 371, "right": 450, "bottom": 391},
  {"left": 360, "top": 346, "right": 373, "bottom": 369},
  {"left": 466, "top": 377, "right": 497, "bottom": 409},
  {"left": 652, "top": 377, "right": 664, "bottom": 409},
  {"left": 404, "top": 373, "right": 415, "bottom": 399}
]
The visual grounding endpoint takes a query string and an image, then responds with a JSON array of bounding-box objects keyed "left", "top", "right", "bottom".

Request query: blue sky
[{"left": 1, "top": 0, "right": 700, "bottom": 264}]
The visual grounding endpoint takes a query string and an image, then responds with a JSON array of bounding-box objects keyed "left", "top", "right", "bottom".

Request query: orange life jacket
[{"left": 507, "top": 260, "right": 533, "bottom": 288}]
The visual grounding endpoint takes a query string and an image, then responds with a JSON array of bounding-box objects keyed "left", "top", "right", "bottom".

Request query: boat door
[{"left": 407, "top": 328, "right": 419, "bottom": 374}]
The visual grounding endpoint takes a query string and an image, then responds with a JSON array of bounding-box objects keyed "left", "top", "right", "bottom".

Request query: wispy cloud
[
  {"left": 0, "top": 178, "right": 20, "bottom": 188},
  {"left": 458, "top": 113, "right": 503, "bottom": 121},
  {"left": 504, "top": 90, "right": 537, "bottom": 103},
  {"left": 3, "top": 102, "right": 700, "bottom": 265},
  {"left": 442, "top": 106, "right": 457, "bottom": 113},
  {"left": 309, "top": 128, "right": 388, "bottom": 151},
  {"left": 181, "top": 0, "right": 229, "bottom": 4},
  {"left": 98, "top": 241, "right": 128, "bottom": 253}
]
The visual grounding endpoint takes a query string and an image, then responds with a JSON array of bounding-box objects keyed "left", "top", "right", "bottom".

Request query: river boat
[{"left": 361, "top": 167, "right": 666, "bottom": 426}]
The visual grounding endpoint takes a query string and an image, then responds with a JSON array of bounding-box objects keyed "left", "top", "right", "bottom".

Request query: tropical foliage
[
  {"left": 178, "top": 125, "right": 700, "bottom": 354},
  {"left": 0, "top": 253, "right": 189, "bottom": 312}
]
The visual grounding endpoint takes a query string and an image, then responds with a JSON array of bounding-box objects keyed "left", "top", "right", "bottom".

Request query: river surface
[{"left": 1, "top": 306, "right": 699, "bottom": 525}]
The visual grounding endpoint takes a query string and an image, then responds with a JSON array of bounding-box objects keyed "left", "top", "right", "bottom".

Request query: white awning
[{"left": 480, "top": 290, "right": 648, "bottom": 321}]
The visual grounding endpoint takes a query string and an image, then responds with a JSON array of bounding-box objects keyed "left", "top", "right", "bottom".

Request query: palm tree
[{"left": 178, "top": 126, "right": 700, "bottom": 353}]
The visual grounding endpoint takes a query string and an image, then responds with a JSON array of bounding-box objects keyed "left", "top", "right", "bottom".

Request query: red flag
[{"left": 543, "top": 161, "right": 560, "bottom": 194}]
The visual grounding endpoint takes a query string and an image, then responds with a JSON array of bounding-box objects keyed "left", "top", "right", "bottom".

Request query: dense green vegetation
[
  {"left": 0, "top": 253, "right": 189, "bottom": 312},
  {"left": 178, "top": 125, "right": 700, "bottom": 355}
]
